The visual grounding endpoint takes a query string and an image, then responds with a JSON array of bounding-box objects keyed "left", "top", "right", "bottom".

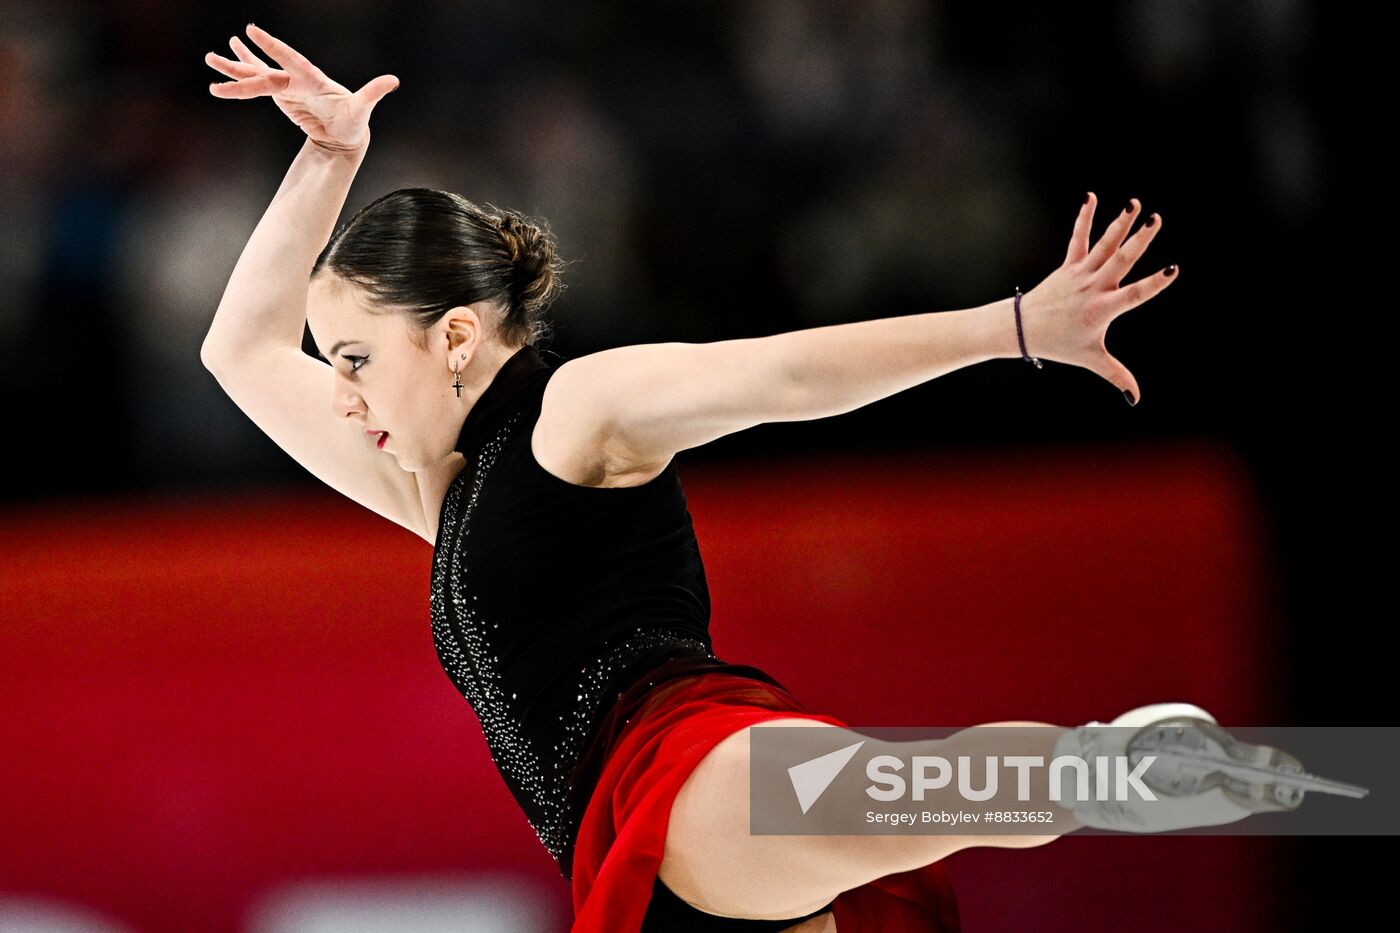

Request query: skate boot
[{"left": 1050, "top": 701, "right": 1369, "bottom": 833}]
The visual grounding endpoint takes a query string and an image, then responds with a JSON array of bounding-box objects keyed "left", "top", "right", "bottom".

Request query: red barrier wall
[{"left": 0, "top": 440, "right": 1291, "bottom": 932}]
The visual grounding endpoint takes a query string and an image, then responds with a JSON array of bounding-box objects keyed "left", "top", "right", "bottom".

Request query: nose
[{"left": 331, "top": 371, "right": 365, "bottom": 420}]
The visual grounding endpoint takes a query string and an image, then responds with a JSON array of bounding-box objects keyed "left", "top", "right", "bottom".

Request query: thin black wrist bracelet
[{"left": 1014, "top": 286, "right": 1042, "bottom": 368}]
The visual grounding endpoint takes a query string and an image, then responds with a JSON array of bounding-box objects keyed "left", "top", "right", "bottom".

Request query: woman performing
[{"left": 202, "top": 25, "right": 1286, "bottom": 933}]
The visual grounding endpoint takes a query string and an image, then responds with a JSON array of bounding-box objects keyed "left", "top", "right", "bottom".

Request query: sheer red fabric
[{"left": 570, "top": 671, "right": 962, "bottom": 932}]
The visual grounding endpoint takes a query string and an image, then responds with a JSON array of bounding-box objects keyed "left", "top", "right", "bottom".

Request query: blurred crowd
[{"left": 0, "top": 0, "right": 1320, "bottom": 499}]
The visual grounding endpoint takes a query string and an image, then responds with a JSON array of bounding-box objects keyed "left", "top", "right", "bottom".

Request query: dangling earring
[{"left": 452, "top": 353, "right": 466, "bottom": 398}]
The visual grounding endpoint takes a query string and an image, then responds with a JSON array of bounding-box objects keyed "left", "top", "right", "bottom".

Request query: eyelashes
[{"left": 344, "top": 354, "right": 368, "bottom": 372}]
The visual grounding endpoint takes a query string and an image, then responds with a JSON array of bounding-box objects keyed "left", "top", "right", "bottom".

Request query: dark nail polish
[
  {"left": 1083, "top": 192, "right": 1090, "bottom": 204},
  {"left": 1123, "top": 201, "right": 1134, "bottom": 214},
  {"left": 1145, "top": 213, "right": 1156, "bottom": 227},
  {"left": 1123, "top": 388, "right": 1137, "bottom": 406},
  {"left": 1164, "top": 264, "right": 1176, "bottom": 276}
]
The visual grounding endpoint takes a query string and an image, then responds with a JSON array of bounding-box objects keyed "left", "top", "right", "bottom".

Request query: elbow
[
  {"left": 200, "top": 340, "right": 242, "bottom": 377},
  {"left": 200, "top": 342, "right": 225, "bottom": 374},
  {"left": 201, "top": 328, "right": 255, "bottom": 373}
]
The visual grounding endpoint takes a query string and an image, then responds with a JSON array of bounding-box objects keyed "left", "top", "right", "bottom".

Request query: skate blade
[{"left": 1123, "top": 717, "right": 1370, "bottom": 814}]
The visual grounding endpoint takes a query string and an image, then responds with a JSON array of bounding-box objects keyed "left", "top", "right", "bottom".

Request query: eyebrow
[{"left": 328, "top": 340, "right": 365, "bottom": 356}]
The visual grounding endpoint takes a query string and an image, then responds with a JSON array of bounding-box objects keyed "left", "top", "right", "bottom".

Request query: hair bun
[{"left": 493, "top": 208, "right": 565, "bottom": 317}]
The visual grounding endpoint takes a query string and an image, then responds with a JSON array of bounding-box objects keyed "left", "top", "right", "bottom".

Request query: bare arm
[
  {"left": 201, "top": 135, "right": 369, "bottom": 359},
  {"left": 571, "top": 303, "right": 1015, "bottom": 475},
  {"left": 198, "top": 27, "right": 426, "bottom": 539},
  {"left": 201, "top": 22, "right": 395, "bottom": 359},
  {"left": 586, "top": 193, "right": 1176, "bottom": 472},
  {"left": 763, "top": 299, "right": 1021, "bottom": 422}
]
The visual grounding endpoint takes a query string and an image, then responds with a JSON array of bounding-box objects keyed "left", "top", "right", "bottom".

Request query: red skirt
[{"left": 569, "top": 664, "right": 962, "bottom": 932}]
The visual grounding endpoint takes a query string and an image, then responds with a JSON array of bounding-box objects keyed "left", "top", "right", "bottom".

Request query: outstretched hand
[
  {"left": 205, "top": 24, "right": 399, "bottom": 153},
  {"left": 1019, "top": 194, "right": 1178, "bottom": 406}
]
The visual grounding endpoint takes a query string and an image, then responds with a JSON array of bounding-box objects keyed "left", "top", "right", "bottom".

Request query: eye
[{"left": 343, "top": 354, "right": 368, "bottom": 373}]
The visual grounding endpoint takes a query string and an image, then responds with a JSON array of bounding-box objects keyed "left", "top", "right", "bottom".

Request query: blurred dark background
[{"left": 0, "top": 0, "right": 1382, "bottom": 929}]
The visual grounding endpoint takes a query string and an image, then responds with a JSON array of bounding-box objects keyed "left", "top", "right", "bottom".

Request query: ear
[{"left": 440, "top": 306, "right": 485, "bottom": 365}]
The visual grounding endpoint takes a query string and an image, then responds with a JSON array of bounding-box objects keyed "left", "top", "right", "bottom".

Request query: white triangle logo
[{"left": 788, "top": 740, "right": 866, "bottom": 814}]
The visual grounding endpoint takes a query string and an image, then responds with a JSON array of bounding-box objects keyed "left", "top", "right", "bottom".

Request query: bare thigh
[
  {"left": 657, "top": 717, "right": 852, "bottom": 921},
  {"left": 657, "top": 716, "right": 1066, "bottom": 921}
]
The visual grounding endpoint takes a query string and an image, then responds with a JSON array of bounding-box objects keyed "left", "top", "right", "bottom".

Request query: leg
[{"left": 658, "top": 718, "right": 1078, "bottom": 920}]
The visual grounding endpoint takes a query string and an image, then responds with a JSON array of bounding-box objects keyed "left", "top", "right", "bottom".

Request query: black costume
[{"left": 428, "top": 344, "right": 835, "bottom": 928}]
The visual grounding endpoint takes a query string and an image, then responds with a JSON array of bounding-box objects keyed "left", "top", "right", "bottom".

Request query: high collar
[{"left": 453, "top": 344, "right": 559, "bottom": 454}]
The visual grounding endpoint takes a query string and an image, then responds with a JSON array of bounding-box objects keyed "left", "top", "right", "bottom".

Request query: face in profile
[{"left": 305, "top": 275, "right": 453, "bottom": 472}]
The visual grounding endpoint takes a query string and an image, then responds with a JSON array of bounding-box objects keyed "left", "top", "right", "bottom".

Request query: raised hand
[
  {"left": 1018, "top": 194, "right": 1179, "bottom": 406},
  {"left": 205, "top": 24, "right": 399, "bottom": 153}
]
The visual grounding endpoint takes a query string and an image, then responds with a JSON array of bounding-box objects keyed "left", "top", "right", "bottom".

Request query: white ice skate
[{"left": 1050, "top": 701, "right": 1369, "bottom": 833}]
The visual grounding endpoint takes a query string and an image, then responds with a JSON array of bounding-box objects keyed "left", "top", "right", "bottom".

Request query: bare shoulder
[
  {"left": 534, "top": 355, "right": 672, "bottom": 489},
  {"left": 420, "top": 356, "right": 672, "bottom": 540}
]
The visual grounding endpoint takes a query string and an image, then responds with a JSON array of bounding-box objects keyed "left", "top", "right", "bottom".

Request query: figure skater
[{"left": 202, "top": 25, "right": 1278, "bottom": 933}]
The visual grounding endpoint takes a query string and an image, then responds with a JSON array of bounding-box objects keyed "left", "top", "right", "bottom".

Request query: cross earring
[{"left": 451, "top": 353, "right": 466, "bottom": 397}]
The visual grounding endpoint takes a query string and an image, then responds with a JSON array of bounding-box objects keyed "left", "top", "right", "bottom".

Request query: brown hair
[{"left": 311, "top": 188, "right": 568, "bottom": 349}]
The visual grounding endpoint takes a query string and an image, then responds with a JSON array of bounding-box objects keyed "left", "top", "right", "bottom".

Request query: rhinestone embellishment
[{"left": 429, "top": 410, "right": 715, "bottom": 863}]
